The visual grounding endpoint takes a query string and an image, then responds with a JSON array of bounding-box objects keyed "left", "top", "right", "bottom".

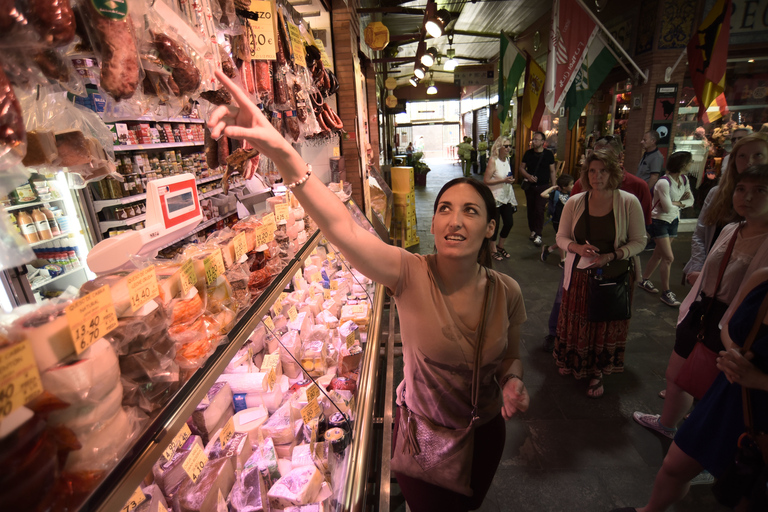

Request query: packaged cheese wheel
[
  {"left": 261, "top": 400, "right": 295, "bottom": 445},
  {"left": 64, "top": 407, "right": 133, "bottom": 472},
  {"left": 48, "top": 381, "right": 123, "bottom": 436},
  {"left": 9, "top": 301, "right": 74, "bottom": 371},
  {"left": 267, "top": 465, "right": 324, "bottom": 508},
  {"left": 41, "top": 338, "right": 120, "bottom": 404}
]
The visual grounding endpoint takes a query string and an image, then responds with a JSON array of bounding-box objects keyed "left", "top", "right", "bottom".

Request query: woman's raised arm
[{"left": 208, "top": 70, "right": 402, "bottom": 290}]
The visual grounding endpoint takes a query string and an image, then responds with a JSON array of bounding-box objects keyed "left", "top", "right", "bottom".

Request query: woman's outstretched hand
[
  {"left": 207, "top": 70, "right": 289, "bottom": 161},
  {"left": 502, "top": 378, "right": 529, "bottom": 420}
]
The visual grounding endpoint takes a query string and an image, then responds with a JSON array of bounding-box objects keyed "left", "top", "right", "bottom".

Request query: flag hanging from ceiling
[
  {"left": 522, "top": 57, "right": 546, "bottom": 130},
  {"left": 545, "top": 0, "right": 599, "bottom": 114},
  {"left": 565, "top": 34, "right": 617, "bottom": 130},
  {"left": 703, "top": 92, "right": 729, "bottom": 124},
  {"left": 498, "top": 33, "right": 527, "bottom": 122},
  {"left": 687, "top": 0, "right": 732, "bottom": 121}
]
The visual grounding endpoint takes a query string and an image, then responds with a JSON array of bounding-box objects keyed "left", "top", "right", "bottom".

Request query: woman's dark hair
[
  {"left": 557, "top": 174, "right": 574, "bottom": 188},
  {"left": 433, "top": 177, "right": 499, "bottom": 268},
  {"left": 666, "top": 151, "right": 692, "bottom": 174},
  {"left": 734, "top": 164, "right": 768, "bottom": 185}
]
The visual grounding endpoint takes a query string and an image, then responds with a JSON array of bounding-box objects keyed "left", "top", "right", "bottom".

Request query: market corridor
[{"left": 389, "top": 159, "right": 725, "bottom": 511}]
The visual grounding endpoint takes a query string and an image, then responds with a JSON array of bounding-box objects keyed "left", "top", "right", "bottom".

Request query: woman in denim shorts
[{"left": 638, "top": 152, "right": 694, "bottom": 307}]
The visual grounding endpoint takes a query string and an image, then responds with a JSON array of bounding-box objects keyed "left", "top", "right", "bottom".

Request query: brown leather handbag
[{"left": 390, "top": 269, "right": 494, "bottom": 497}]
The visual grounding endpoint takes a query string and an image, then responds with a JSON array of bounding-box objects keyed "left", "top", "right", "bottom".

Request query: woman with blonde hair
[
  {"left": 683, "top": 132, "right": 768, "bottom": 284},
  {"left": 484, "top": 136, "right": 517, "bottom": 260},
  {"left": 554, "top": 148, "right": 646, "bottom": 397}
]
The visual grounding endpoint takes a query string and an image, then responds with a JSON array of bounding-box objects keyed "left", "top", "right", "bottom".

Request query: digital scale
[{"left": 88, "top": 174, "right": 202, "bottom": 274}]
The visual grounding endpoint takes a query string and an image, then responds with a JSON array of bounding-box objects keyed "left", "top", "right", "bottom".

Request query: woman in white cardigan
[{"left": 554, "top": 149, "right": 646, "bottom": 397}]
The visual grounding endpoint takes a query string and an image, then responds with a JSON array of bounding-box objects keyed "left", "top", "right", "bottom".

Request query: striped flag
[
  {"left": 687, "top": 0, "right": 731, "bottom": 121},
  {"left": 522, "top": 58, "right": 546, "bottom": 130},
  {"left": 565, "top": 34, "right": 617, "bottom": 129},
  {"left": 498, "top": 34, "right": 527, "bottom": 122}
]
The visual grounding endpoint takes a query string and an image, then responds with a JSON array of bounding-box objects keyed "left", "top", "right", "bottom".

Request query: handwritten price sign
[
  {"left": 182, "top": 444, "right": 208, "bottom": 483},
  {"left": 180, "top": 259, "right": 197, "bottom": 296},
  {"left": 120, "top": 487, "right": 146, "bottom": 512},
  {"left": 287, "top": 306, "right": 298, "bottom": 322},
  {"left": 301, "top": 399, "right": 322, "bottom": 424},
  {"left": 162, "top": 423, "right": 191, "bottom": 461},
  {"left": 306, "top": 384, "right": 320, "bottom": 403},
  {"left": 253, "top": 225, "right": 272, "bottom": 248},
  {"left": 240, "top": 0, "right": 276, "bottom": 60},
  {"left": 219, "top": 417, "right": 235, "bottom": 447},
  {"left": 262, "top": 212, "right": 277, "bottom": 233},
  {"left": 274, "top": 203, "right": 290, "bottom": 223},
  {"left": 0, "top": 341, "right": 43, "bottom": 420},
  {"left": 66, "top": 286, "right": 119, "bottom": 355},
  {"left": 233, "top": 232, "right": 248, "bottom": 261},
  {"left": 204, "top": 250, "right": 225, "bottom": 286},
  {"left": 263, "top": 316, "right": 275, "bottom": 331},
  {"left": 127, "top": 266, "right": 159, "bottom": 312}
]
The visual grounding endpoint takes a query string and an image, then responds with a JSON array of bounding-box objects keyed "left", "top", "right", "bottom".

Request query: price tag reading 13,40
[
  {"left": 66, "top": 285, "right": 119, "bottom": 355},
  {"left": 127, "top": 265, "right": 160, "bottom": 312},
  {"left": 0, "top": 341, "right": 43, "bottom": 420}
]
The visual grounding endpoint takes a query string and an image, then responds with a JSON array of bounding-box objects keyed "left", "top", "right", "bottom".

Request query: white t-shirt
[
  {"left": 488, "top": 157, "right": 516, "bottom": 206},
  {"left": 651, "top": 174, "right": 694, "bottom": 223}
]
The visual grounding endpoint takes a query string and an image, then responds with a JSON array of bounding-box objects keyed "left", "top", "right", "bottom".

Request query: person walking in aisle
[
  {"left": 484, "top": 136, "right": 517, "bottom": 261},
  {"left": 637, "top": 130, "right": 664, "bottom": 189},
  {"left": 540, "top": 174, "right": 575, "bottom": 267},
  {"left": 554, "top": 148, "right": 646, "bottom": 398},
  {"left": 458, "top": 136, "right": 473, "bottom": 177},
  {"left": 633, "top": 164, "right": 768, "bottom": 440},
  {"left": 638, "top": 151, "right": 694, "bottom": 307},
  {"left": 520, "top": 131, "right": 556, "bottom": 247},
  {"left": 682, "top": 133, "right": 768, "bottom": 285},
  {"left": 207, "top": 70, "right": 529, "bottom": 512}
]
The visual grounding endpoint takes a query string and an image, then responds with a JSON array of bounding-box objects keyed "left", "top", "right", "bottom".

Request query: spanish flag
[
  {"left": 522, "top": 58, "right": 546, "bottom": 130},
  {"left": 687, "top": 0, "right": 731, "bottom": 121}
]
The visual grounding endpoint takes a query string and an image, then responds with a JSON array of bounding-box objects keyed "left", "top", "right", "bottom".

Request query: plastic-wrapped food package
[
  {"left": 79, "top": 0, "right": 141, "bottom": 101},
  {"left": 278, "top": 330, "right": 302, "bottom": 379},
  {"left": 8, "top": 299, "right": 75, "bottom": 371},
  {"left": 152, "top": 434, "right": 204, "bottom": 497},
  {"left": 205, "top": 430, "right": 252, "bottom": 470},
  {"left": 119, "top": 332, "right": 180, "bottom": 413},
  {"left": 26, "top": 0, "right": 76, "bottom": 47},
  {"left": 175, "top": 457, "right": 235, "bottom": 512},
  {"left": 256, "top": 437, "right": 280, "bottom": 488},
  {"left": 228, "top": 450, "right": 268, "bottom": 512},
  {"left": 300, "top": 338, "right": 328, "bottom": 378},
  {"left": 267, "top": 465, "right": 324, "bottom": 509},
  {"left": 151, "top": 31, "right": 201, "bottom": 94},
  {"left": 62, "top": 405, "right": 140, "bottom": 474},
  {"left": 0, "top": 415, "right": 58, "bottom": 512},
  {"left": 134, "top": 483, "right": 168, "bottom": 512},
  {"left": 168, "top": 287, "right": 206, "bottom": 326},
  {"left": 261, "top": 399, "right": 296, "bottom": 445},
  {"left": 191, "top": 382, "right": 234, "bottom": 443},
  {"left": 0, "top": 66, "right": 26, "bottom": 172},
  {"left": 232, "top": 406, "right": 269, "bottom": 447},
  {"left": 105, "top": 300, "right": 168, "bottom": 355}
]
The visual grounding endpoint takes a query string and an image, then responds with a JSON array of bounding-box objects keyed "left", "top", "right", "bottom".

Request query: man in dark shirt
[{"left": 520, "top": 131, "right": 556, "bottom": 246}]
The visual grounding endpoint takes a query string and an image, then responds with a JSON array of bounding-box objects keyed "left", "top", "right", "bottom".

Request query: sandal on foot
[
  {"left": 497, "top": 247, "right": 511, "bottom": 259},
  {"left": 492, "top": 252, "right": 504, "bottom": 261},
  {"left": 587, "top": 377, "right": 604, "bottom": 398}
]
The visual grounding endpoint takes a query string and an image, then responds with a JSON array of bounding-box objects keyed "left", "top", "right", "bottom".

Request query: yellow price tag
[
  {"left": 306, "top": 384, "right": 320, "bottom": 403},
  {"left": 323, "top": 289, "right": 331, "bottom": 300},
  {"left": 310, "top": 272, "right": 321, "bottom": 283},
  {"left": 274, "top": 203, "right": 290, "bottom": 223},
  {"left": 204, "top": 250, "right": 225, "bottom": 286},
  {"left": 332, "top": 146, "right": 340, "bottom": 157},
  {"left": 266, "top": 368, "right": 276, "bottom": 390},
  {"left": 158, "top": 502, "right": 168, "bottom": 512},
  {"left": 253, "top": 225, "right": 272, "bottom": 248},
  {"left": 327, "top": 252, "right": 335, "bottom": 262},
  {"left": 238, "top": 0, "right": 277, "bottom": 61},
  {"left": 262, "top": 212, "right": 277, "bottom": 232},
  {"left": 330, "top": 280, "right": 339, "bottom": 290},
  {"left": 261, "top": 353, "right": 280, "bottom": 373},
  {"left": 263, "top": 316, "right": 275, "bottom": 331},
  {"left": 127, "top": 265, "right": 160, "bottom": 312},
  {"left": 121, "top": 486, "right": 146, "bottom": 512},
  {"left": 301, "top": 399, "right": 322, "bottom": 425},
  {"left": 279, "top": 292, "right": 288, "bottom": 302},
  {"left": 345, "top": 331, "right": 356, "bottom": 348},
  {"left": 0, "top": 341, "right": 43, "bottom": 420},
  {"left": 162, "top": 423, "right": 192, "bottom": 461},
  {"left": 233, "top": 232, "right": 248, "bottom": 260},
  {"left": 219, "top": 417, "right": 235, "bottom": 447},
  {"left": 287, "top": 306, "right": 298, "bottom": 322},
  {"left": 182, "top": 443, "right": 208, "bottom": 484},
  {"left": 315, "top": 39, "right": 333, "bottom": 71},
  {"left": 273, "top": 300, "right": 283, "bottom": 316},
  {"left": 66, "top": 286, "right": 119, "bottom": 355},
  {"left": 311, "top": 248, "right": 318, "bottom": 256},
  {"left": 288, "top": 22, "right": 306, "bottom": 67},
  {"left": 180, "top": 259, "right": 197, "bottom": 296},
  {"left": 351, "top": 304, "right": 367, "bottom": 316}
]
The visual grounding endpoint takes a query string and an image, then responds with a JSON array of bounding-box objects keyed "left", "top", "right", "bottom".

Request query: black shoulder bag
[
  {"left": 521, "top": 152, "right": 544, "bottom": 191},
  {"left": 584, "top": 192, "right": 632, "bottom": 322}
]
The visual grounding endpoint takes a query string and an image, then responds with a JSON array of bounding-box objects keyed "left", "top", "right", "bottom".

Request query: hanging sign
[{"left": 239, "top": 0, "right": 277, "bottom": 61}]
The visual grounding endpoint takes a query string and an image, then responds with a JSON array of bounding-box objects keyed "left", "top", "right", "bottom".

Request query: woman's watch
[{"left": 500, "top": 373, "right": 523, "bottom": 389}]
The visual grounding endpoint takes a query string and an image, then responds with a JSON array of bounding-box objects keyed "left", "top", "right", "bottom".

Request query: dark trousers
[
  {"left": 525, "top": 184, "right": 548, "bottom": 236},
  {"left": 393, "top": 408, "right": 506, "bottom": 512},
  {"left": 548, "top": 271, "right": 565, "bottom": 337},
  {"left": 493, "top": 202, "right": 515, "bottom": 240},
  {"left": 480, "top": 154, "right": 487, "bottom": 174}
]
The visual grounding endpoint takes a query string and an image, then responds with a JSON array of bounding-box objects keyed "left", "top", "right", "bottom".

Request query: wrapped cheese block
[
  {"left": 257, "top": 437, "right": 280, "bottom": 488},
  {"left": 233, "top": 406, "right": 269, "bottom": 446},
  {"left": 119, "top": 332, "right": 180, "bottom": 413},
  {"left": 134, "top": 484, "right": 168, "bottom": 512},
  {"left": 261, "top": 400, "right": 296, "bottom": 445},
  {"left": 64, "top": 407, "right": 133, "bottom": 472},
  {"left": 277, "top": 457, "right": 294, "bottom": 476},
  {"left": 315, "top": 310, "right": 338, "bottom": 330},
  {"left": 226, "top": 346, "right": 252, "bottom": 373},
  {"left": 249, "top": 324, "right": 267, "bottom": 353},
  {"left": 40, "top": 338, "right": 119, "bottom": 405},
  {"left": 206, "top": 430, "right": 252, "bottom": 470},
  {"left": 267, "top": 465, "right": 324, "bottom": 508},
  {"left": 155, "top": 264, "right": 183, "bottom": 304},
  {"left": 279, "top": 331, "right": 302, "bottom": 379},
  {"left": 216, "top": 372, "right": 271, "bottom": 394},
  {"left": 338, "top": 321, "right": 359, "bottom": 345},
  {"left": 287, "top": 312, "right": 313, "bottom": 342},
  {"left": 300, "top": 340, "right": 327, "bottom": 378},
  {"left": 9, "top": 301, "right": 74, "bottom": 371},
  {"left": 228, "top": 451, "right": 268, "bottom": 512},
  {"left": 152, "top": 435, "right": 204, "bottom": 496},
  {"left": 321, "top": 298, "right": 341, "bottom": 319},
  {"left": 340, "top": 303, "right": 369, "bottom": 330},
  {"left": 22, "top": 130, "right": 58, "bottom": 166},
  {"left": 191, "top": 382, "right": 234, "bottom": 442},
  {"left": 106, "top": 301, "right": 169, "bottom": 355},
  {"left": 235, "top": 379, "right": 285, "bottom": 413},
  {"left": 176, "top": 457, "right": 235, "bottom": 512},
  {"left": 48, "top": 381, "right": 123, "bottom": 436},
  {"left": 79, "top": 273, "right": 132, "bottom": 317}
]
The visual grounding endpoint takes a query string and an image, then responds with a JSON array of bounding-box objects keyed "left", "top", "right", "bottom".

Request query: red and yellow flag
[
  {"left": 687, "top": 0, "right": 731, "bottom": 121},
  {"left": 522, "top": 58, "right": 546, "bottom": 130}
]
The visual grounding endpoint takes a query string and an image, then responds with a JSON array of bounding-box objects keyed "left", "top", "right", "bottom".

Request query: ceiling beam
[{"left": 375, "top": 54, "right": 488, "bottom": 64}]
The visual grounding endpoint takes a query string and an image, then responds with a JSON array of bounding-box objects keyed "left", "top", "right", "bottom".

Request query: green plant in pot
[{"left": 412, "top": 152, "right": 430, "bottom": 185}]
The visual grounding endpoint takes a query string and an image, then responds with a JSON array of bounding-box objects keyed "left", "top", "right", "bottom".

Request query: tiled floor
[{"left": 389, "top": 159, "right": 727, "bottom": 511}]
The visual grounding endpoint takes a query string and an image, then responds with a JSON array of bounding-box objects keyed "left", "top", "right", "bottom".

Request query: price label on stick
[
  {"left": 274, "top": 203, "right": 290, "bottom": 223},
  {"left": 163, "top": 423, "right": 192, "bottom": 461},
  {"left": 287, "top": 306, "right": 298, "bottom": 322},
  {"left": 324, "top": 289, "right": 331, "bottom": 300},
  {"left": 262, "top": 212, "right": 277, "bottom": 232},
  {"left": 273, "top": 300, "right": 283, "bottom": 316},
  {"left": 67, "top": 286, "right": 119, "bottom": 355},
  {"left": 127, "top": 265, "right": 159, "bottom": 312},
  {"left": 204, "top": 250, "right": 225, "bottom": 286},
  {"left": 288, "top": 22, "right": 307, "bottom": 67},
  {"left": 180, "top": 259, "right": 197, "bottom": 296},
  {"left": 233, "top": 232, "right": 248, "bottom": 260},
  {"left": 279, "top": 292, "right": 288, "bottom": 302},
  {"left": 306, "top": 384, "right": 320, "bottom": 403},
  {"left": 310, "top": 272, "right": 322, "bottom": 283},
  {"left": 219, "top": 417, "right": 235, "bottom": 447},
  {"left": 266, "top": 368, "right": 276, "bottom": 390},
  {"left": 253, "top": 225, "right": 271, "bottom": 248},
  {"left": 0, "top": 341, "right": 43, "bottom": 421},
  {"left": 346, "top": 331, "right": 356, "bottom": 348},
  {"left": 330, "top": 280, "right": 339, "bottom": 291},
  {"left": 301, "top": 399, "right": 322, "bottom": 424},
  {"left": 239, "top": 0, "right": 277, "bottom": 61},
  {"left": 120, "top": 487, "right": 146, "bottom": 512},
  {"left": 263, "top": 316, "right": 275, "bottom": 331},
  {"left": 182, "top": 444, "right": 208, "bottom": 484}
]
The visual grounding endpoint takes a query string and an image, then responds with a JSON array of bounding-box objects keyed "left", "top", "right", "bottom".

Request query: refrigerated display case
[{"left": 13, "top": 195, "right": 386, "bottom": 512}]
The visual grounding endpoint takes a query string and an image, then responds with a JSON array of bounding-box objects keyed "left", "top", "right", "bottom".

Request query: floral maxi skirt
[{"left": 554, "top": 270, "right": 632, "bottom": 379}]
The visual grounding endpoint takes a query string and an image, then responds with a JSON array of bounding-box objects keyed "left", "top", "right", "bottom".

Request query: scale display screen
[
  {"left": 165, "top": 190, "right": 195, "bottom": 215},
  {"left": 157, "top": 178, "right": 201, "bottom": 229}
]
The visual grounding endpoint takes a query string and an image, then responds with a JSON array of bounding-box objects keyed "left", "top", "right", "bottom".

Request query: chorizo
[
  {"left": 82, "top": 1, "right": 139, "bottom": 101},
  {"left": 152, "top": 32, "right": 201, "bottom": 94},
  {"left": 205, "top": 129, "right": 219, "bottom": 170},
  {"left": 0, "top": 66, "right": 24, "bottom": 163},
  {"left": 293, "top": 82, "right": 307, "bottom": 122},
  {"left": 27, "top": 0, "right": 76, "bottom": 47},
  {"left": 253, "top": 60, "right": 271, "bottom": 100},
  {"left": 199, "top": 88, "right": 232, "bottom": 105},
  {"left": 239, "top": 60, "right": 255, "bottom": 94},
  {"left": 272, "top": 62, "right": 288, "bottom": 105},
  {"left": 283, "top": 110, "right": 300, "bottom": 142},
  {"left": 322, "top": 103, "right": 343, "bottom": 130}
]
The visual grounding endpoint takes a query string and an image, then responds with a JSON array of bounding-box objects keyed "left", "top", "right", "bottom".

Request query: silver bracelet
[{"left": 286, "top": 165, "right": 312, "bottom": 190}]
